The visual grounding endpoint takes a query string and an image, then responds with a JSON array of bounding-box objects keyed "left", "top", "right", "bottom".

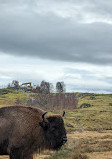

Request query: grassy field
[
  {"left": 64, "top": 93, "right": 112, "bottom": 132},
  {"left": 0, "top": 89, "right": 112, "bottom": 159},
  {"left": 0, "top": 88, "right": 29, "bottom": 107}
]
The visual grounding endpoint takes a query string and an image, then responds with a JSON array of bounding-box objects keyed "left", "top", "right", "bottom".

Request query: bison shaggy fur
[{"left": 0, "top": 106, "right": 67, "bottom": 159}]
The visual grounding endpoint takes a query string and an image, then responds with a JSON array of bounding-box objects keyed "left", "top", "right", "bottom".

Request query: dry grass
[
  {"left": 0, "top": 130, "right": 112, "bottom": 159},
  {"left": 70, "top": 152, "right": 88, "bottom": 159},
  {"left": 0, "top": 91, "right": 112, "bottom": 159},
  {"left": 34, "top": 130, "right": 112, "bottom": 159}
]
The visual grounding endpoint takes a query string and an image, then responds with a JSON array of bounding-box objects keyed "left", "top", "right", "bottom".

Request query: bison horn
[
  {"left": 62, "top": 111, "right": 65, "bottom": 117},
  {"left": 42, "top": 112, "right": 48, "bottom": 120}
]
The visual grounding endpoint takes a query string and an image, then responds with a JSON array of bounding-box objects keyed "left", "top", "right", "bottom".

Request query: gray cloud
[{"left": 0, "top": 0, "right": 112, "bottom": 65}]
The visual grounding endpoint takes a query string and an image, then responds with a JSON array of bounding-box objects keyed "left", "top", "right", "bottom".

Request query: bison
[{"left": 0, "top": 106, "right": 67, "bottom": 159}]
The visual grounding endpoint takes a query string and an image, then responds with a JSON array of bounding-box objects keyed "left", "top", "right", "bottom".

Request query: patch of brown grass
[
  {"left": 70, "top": 149, "right": 89, "bottom": 159},
  {"left": 67, "top": 130, "right": 112, "bottom": 159}
]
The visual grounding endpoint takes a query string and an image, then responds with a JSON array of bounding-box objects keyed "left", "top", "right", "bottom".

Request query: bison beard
[{"left": 0, "top": 106, "right": 67, "bottom": 159}]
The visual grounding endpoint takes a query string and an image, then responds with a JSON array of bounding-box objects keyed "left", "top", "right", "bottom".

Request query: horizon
[{"left": 0, "top": 80, "right": 112, "bottom": 94}]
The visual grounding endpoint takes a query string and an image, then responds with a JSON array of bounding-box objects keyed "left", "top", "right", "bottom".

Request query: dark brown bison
[{"left": 0, "top": 106, "right": 67, "bottom": 159}]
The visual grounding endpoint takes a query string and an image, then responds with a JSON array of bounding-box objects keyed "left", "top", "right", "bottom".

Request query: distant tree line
[
  {"left": 35, "top": 80, "right": 66, "bottom": 93},
  {"left": 7, "top": 80, "right": 66, "bottom": 93}
]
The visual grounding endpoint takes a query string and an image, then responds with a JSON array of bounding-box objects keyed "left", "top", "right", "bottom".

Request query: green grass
[
  {"left": 0, "top": 91, "right": 112, "bottom": 159},
  {"left": 59, "top": 93, "right": 112, "bottom": 132},
  {"left": 1, "top": 91, "right": 28, "bottom": 100},
  {"left": 0, "top": 88, "right": 29, "bottom": 107},
  {"left": 49, "top": 148, "right": 72, "bottom": 159},
  {"left": 0, "top": 88, "right": 16, "bottom": 94},
  {"left": 0, "top": 90, "right": 112, "bottom": 131}
]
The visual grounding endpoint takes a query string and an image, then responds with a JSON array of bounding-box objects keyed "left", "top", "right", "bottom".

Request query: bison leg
[
  {"left": 10, "top": 148, "right": 33, "bottom": 159},
  {"left": 10, "top": 148, "right": 22, "bottom": 159},
  {"left": 0, "top": 139, "right": 9, "bottom": 155}
]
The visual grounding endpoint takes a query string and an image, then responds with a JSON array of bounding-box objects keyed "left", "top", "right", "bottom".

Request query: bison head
[{"left": 39, "top": 112, "right": 67, "bottom": 150}]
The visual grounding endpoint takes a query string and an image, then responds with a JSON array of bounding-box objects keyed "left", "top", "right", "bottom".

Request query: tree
[
  {"left": 40, "top": 80, "right": 50, "bottom": 93},
  {"left": 56, "top": 81, "right": 66, "bottom": 93}
]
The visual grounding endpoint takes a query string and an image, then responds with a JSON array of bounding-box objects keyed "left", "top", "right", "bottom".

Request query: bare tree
[
  {"left": 40, "top": 80, "right": 53, "bottom": 93},
  {"left": 56, "top": 81, "right": 66, "bottom": 93},
  {"left": 31, "top": 93, "right": 78, "bottom": 110},
  {"left": 40, "top": 81, "right": 49, "bottom": 93},
  {"left": 32, "top": 93, "right": 50, "bottom": 109}
]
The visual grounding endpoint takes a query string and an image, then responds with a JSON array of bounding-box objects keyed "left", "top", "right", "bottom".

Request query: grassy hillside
[
  {"left": 63, "top": 93, "right": 112, "bottom": 132},
  {"left": 0, "top": 89, "right": 112, "bottom": 159},
  {"left": 50, "top": 93, "right": 112, "bottom": 159},
  {"left": 0, "top": 89, "right": 112, "bottom": 131},
  {"left": 0, "top": 88, "right": 29, "bottom": 107}
]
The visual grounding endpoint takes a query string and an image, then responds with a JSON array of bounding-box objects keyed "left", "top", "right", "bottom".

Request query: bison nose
[{"left": 62, "top": 136, "right": 67, "bottom": 144}]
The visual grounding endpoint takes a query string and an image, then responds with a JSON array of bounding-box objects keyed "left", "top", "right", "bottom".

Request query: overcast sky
[{"left": 0, "top": 0, "right": 112, "bottom": 93}]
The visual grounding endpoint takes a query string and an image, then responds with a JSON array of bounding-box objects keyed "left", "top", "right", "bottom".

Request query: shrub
[{"left": 0, "top": 88, "right": 16, "bottom": 95}]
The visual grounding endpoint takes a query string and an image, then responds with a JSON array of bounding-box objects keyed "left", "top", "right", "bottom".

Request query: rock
[
  {"left": 66, "top": 124, "right": 74, "bottom": 128},
  {"left": 88, "top": 96, "right": 96, "bottom": 100},
  {"left": 80, "top": 103, "right": 92, "bottom": 108}
]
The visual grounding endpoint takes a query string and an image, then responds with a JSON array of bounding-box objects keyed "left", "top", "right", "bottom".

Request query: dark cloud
[{"left": 0, "top": 0, "right": 112, "bottom": 65}]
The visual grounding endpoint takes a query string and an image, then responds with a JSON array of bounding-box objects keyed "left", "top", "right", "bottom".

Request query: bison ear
[
  {"left": 39, "top": 121, "right": 49, "bottom": 130},
  {"left": 39, "top": 121, "right": 45, "bottom": 128}
]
